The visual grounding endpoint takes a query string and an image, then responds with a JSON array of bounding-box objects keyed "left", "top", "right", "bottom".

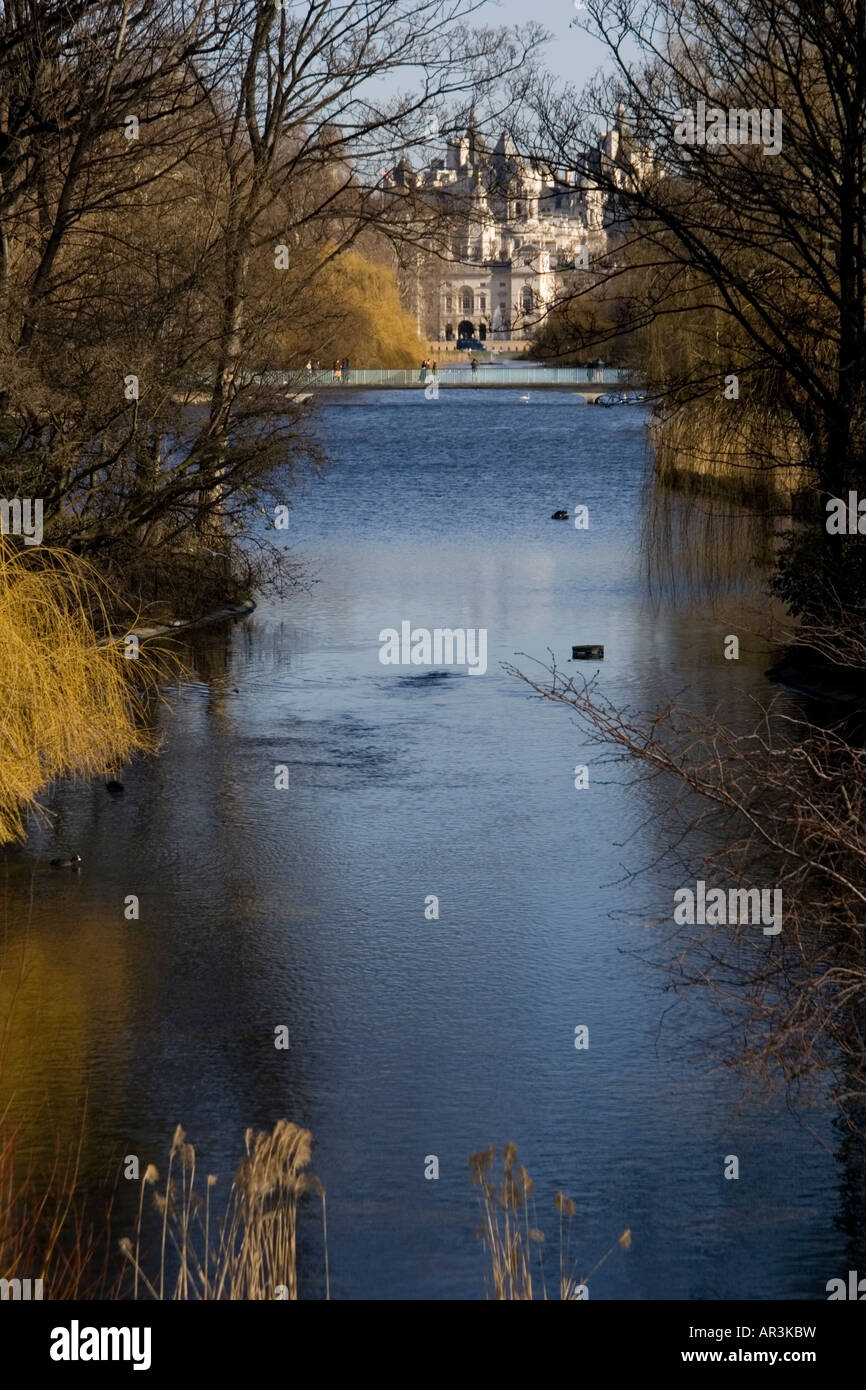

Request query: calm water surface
[{"left": 1, "top": 390, "right": 855, "bottom": 1299}]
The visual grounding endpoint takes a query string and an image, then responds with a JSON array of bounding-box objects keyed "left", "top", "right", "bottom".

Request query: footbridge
[{"left": 286, "top": 365, "right": 640, "bottom": 402}]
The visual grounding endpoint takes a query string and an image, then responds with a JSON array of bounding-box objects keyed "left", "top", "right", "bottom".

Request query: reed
[
  {"left": 121, "top": 1120, "right": 328, "bottom": 1300},
  {"left": 0, "top": 1118, "right": 112, "bottom": 1299},
  {"left": 470, "top": 1142, "right": 630, "bottom": 1300}
]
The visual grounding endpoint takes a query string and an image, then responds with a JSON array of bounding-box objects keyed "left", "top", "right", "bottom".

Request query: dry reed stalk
[
  {"left": 122, "top": 1120, "right": 327, "bottom": 1300},
  {"left": 470, "top": 1142, "right": 630, "bottom": 1300}
]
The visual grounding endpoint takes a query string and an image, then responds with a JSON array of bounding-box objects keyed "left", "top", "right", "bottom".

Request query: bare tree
[
  {"left": 515, "top": 0, "right": 866, "bottom": 614},
  {"left": 0, "top": 0, "right": 541, "bottom": 611},
  {"left": 507, "top": 646, "right": 866, "bottom": 1116}
]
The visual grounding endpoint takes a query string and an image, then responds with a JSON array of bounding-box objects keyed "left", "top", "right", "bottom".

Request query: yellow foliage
[
  {"left": 0, "top": 540, "right": 154, "bottom": 842},
  {"left": 289, "top": 248, "right": 421, "bottom": 367}
]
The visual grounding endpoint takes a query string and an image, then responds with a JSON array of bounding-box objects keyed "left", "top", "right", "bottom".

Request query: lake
[{"left": 1, "top": 389, "right": 853, "bottom": 1299}]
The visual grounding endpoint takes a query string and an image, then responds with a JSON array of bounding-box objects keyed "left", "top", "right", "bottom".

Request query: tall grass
[
  {"left": 470, "top": 1142, "right": 631, "bottom": 1300},
  {"left": 0, "top": 898, "right": 115, "bottom": 1298},
  {"left": 0, "top": 1119, "right": 112, "bottom": 1299},
  {"left": 0, "top": 538, "right": 155, "bottom": 841},
  {"left": 121, "top": 1121, "right": 328, "bottom": 1300}
]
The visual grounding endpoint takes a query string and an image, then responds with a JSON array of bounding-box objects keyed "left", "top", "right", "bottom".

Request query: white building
[{"left": 388, "top": 114, "right": 634, "bottom": 345}]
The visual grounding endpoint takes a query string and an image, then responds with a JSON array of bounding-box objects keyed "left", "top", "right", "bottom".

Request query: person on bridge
[
  {"left": 470, "top": 355, "right": 478, "bottom": 381},
  {"left": 333, "top": 359, "right": 342, "bottom": 382},
  {"left": 419, "top": 359, "right": 428, "bottom": 381},
  {"left": 342, "top": 356, "right": 350, "bottom": 383}
]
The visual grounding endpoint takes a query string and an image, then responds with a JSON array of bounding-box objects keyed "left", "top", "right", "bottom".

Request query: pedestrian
[
  {"left": 333, "top": 358, "right": 342, "bottom": 382},
  {"left": 419, "top": 358, "right": 428, "bottom": 382},
  {"left": 430, "top": 359, "right": 437, "bottom": 378},
  {"left": 471, "top": 355, "right": 478, "bottom": 380},
  {"left": 342, "top": 356, "right": 350, "bottom": 383}
]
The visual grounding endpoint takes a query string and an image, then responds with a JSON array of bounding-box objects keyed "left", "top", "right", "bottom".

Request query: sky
[
  {"left": 357, "top": 0, "right": 622, "bottom": 159},
  {"left": 486, "top": 0, "right": 614, "bottom": 89}
]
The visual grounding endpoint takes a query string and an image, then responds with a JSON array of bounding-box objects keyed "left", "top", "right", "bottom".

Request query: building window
[
  {"left": 479, "top": 295, "right": 486, "bottom": 311},
  {"left": 461, "top": 289, "right": 474, "bottom": 313},
  {"left": 522, "top": 287, "right": 534, "bottom": 313},
  {"left": 445, "top": 295, "right": 453, "bottom": 312}
]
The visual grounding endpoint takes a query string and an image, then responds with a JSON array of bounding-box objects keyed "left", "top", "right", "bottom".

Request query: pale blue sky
[{"left": 486, "top": 0, "right": 613, "bottom": 88}]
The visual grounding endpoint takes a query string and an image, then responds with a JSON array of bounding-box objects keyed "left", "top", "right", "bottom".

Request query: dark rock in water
[
  {"left": 572, "top": 644, "right": 604, "bottom": 660},
  {"left": 551, "top": 509, "right": 569, "bottom": 520},
  {"left": 50, "top": 854, "right": 82, "bottom": 869},
  {"left": 105, "top": 780, "right": 124, "bottom": 794},
  {"left": 395, "top": 670, "right": 457, "bottom": 688}
]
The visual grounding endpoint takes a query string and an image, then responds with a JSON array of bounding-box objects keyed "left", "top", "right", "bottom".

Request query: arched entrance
[{"left": 457, "top": 319, "right": 475, "bottom": 339}]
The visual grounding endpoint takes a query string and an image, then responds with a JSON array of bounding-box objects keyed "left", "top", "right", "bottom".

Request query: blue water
[{"left": 4, "top": 390, "right": 851, "bottom": 1299}]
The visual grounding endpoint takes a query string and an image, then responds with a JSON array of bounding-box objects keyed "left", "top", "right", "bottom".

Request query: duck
[
  {"left": 551, "top": 509, "right": 569, "bottom": 520},
  {"left": 519, "top": 393, "right": 531, "bottom": 402},
  {"left": 50, "top": 854, "right": 82, "bottom": 869},
  {"left": 105, "top": 780, "right": 124, "bottom": 794}
]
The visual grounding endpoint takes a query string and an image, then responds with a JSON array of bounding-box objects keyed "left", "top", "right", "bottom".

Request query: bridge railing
[
  {"left": 185, "top": 367, "right": 639, "bottom": 393},
  {"left": 283, "top": 366, "right": 637, "bottom": 388}
]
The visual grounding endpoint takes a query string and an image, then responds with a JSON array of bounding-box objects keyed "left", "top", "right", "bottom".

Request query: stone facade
[{"left": 389, "top": 117, "right": 632, "bottom": 344}]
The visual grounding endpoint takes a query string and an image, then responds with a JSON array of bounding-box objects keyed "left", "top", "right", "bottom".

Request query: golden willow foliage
[
  {"left": 649, "top": 399, "right": 810, "bottom": 502},
  {"left": 283, "top": 248, "right": 421, "bottom": 368},
  {"left": 0, "top": 540, "right": 153, "bottom": 842}
]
